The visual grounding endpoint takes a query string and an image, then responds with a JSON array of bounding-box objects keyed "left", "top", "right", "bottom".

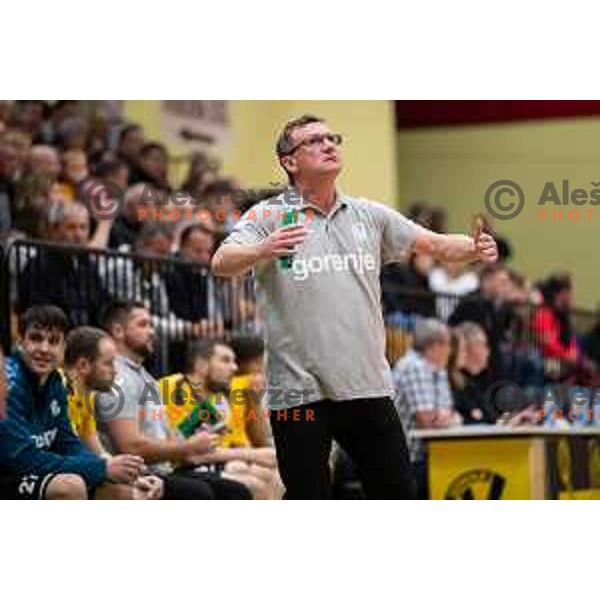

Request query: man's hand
[
  {"left": 474, "top": 232, "right": 498, "bottom": 263},
  {"left": 133, "top": 475, "right": 163, "bottom": 500},
  {"left": 244, "top": 447, "right": 278, "bottom": 468},
  {"left": 184, "top": 430, "right": 216, "bottom": 459},
  {"left": 257, "top": 224, "right": 309, "bottom": 261},
  {"left": 106, "top": 454, "right": 145, "bottom": 484}
]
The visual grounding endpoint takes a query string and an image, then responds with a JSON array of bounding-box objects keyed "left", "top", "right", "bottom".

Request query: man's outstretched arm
[{"left": 413, "top": 230, "right": 498, "bottom": 264}]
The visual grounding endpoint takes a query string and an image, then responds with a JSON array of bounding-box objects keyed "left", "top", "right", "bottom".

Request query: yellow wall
[
  {"left": 124, "top": 100, "right": 398, "bottom": 205},
  {"left": 397, "top": 118, "right": 600, "bottom": 308}
]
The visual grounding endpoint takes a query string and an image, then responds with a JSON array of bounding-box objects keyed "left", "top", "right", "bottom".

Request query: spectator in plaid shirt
[{"left": 393, "top": 318, "right": 462, "bottom": 498}]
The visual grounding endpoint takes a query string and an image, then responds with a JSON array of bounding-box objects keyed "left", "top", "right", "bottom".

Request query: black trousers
[
  {"left": 270, "top": 397, "right": 417, "bottom": 500},
  {"left": 160, "top": 468, "right": 252, "bottom": 500}
]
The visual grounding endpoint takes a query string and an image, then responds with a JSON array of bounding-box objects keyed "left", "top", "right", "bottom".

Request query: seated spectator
[
  {"left": 29, "top": 145, "right": 61, "bottom": 184},
  {"left": 95, "top": 159, "right": 129, "bottom": 196},
  {"left": 393, "top": 318, "right": 461, "bottom": 498},
  {"left": 159, "top": 339, "right": 282, "bottom": 499},
  {"left": 533, "top": 272, "right": 578, "bottom": 365},
  {"left": 3, "top": 129, "right": 32, "bottom": 182},
  {"left": 0, "top": 133, "right": 22, "bottom": 230},
  {"left": 12, "top": 172, "right": 56, "bottom": 237},
  {"left": 117, "top": 124, "right": 145, "bottom": 179},
  {"left": 181, "top": 151, "right": 220, "bottom": 202},
  {"left": 55, "top": 116, "right": 89, "bottom": 152},
  {"left": 381, "top": 253, "right": 436, "bottom": 324},
  {"left": 0, "top": 306, "right": 145, "bottom": 500},
  {"left": 108, "top": 182, "right": 154, "bottom": 251},
  {"left": 166, "top": 221, "right": 222, "bottom": 327},
  {"left": 64, "top": 326, "right": 162, "bottom": 499},
  {"left": 203, "top": 178, "right": 239, "bottom": 235},
  {"left": 102, "top": 221, "right": 200, "bottom": 374},
  {"left": 95, "top": 301, "right": 252, "bottom": 500},
  {"left": 43, "top": 101, "right": 80, "bottom": 146},
  {"left": 129, "top": 142, "right": 171, "bottom": 192},
  {"left": 450, "top": 322, "right": 491, "bottom": 424},
  {"left": 10, "top": 101, "right": 46, "bottom": 144},
  {"left": 428, "top": 260, "right": 479, "bottom": 321},
  {"left": 56, "top": 149, "right": 89, "bottom": 201},
  {"left": 18, "top": 202, "right": 110, "bottom": 326},
  {"left": 86, "top": 109, "right": 113, "bottom": 167},
  {"left": 449, "top": 263, "right": 515, "bottom": 384}
]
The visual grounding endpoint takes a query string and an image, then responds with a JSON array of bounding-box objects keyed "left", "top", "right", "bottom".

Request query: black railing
[
  {"left": 381, "top": 282, "right": 600, "bottom": 392},
  {"left": 2, "top": 239, "right": 600, "bottom": 388},
  {"left": 0, "top": 239, "right": 260, "bottom": 374}
]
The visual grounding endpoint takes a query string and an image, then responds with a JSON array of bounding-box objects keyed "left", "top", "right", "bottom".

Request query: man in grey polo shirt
[{"left": 212, "top": 114, "right": 498, "bottom": 499}]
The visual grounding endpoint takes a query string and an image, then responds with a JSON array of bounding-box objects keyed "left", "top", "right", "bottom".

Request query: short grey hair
[
  {"left": 275, "top": 114, "right": 325, "bottom": 185},
  {"left": 46, "top": 200, "right": 88, "bottom": 226},
  {"left": 413, "top": 318, "right": 449, "bottom": 353}
]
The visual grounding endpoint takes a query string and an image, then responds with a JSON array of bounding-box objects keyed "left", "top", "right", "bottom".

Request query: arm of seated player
[
  {"left": 246, "top": 413, "right": 272, "bottom": 448},
  {"left": 104, "top": 418, "right": 212, "bottom": 465},
  {"left": 187, "top": 443, "right": 276, "bottom": 467},
  {"left": 80, "top": 430, "right": 110, "bottom": 458}
]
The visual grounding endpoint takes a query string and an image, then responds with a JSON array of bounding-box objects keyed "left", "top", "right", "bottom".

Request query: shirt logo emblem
[
  {"left": 352, "top": 222, "right": 369, "bottom": 247},
  {"left": 50, "top": 399, "right": 61, "bottom": 417}
]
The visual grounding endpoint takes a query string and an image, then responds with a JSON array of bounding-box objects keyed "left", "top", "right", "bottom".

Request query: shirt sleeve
[
  {"left": 221, "top": 201, "right": 275, "bottom": 246},
  {"left": 368, "top": 200, "right": 426, "bottom": 264},
  {"left": 95, "top": 370, "right": 139, "bottom": 422},
  {"left": 394, "top": 363, "right": 437, "bottom": 415}
]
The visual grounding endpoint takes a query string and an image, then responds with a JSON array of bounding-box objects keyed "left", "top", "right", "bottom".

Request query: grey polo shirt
[
  {"left": 95, "top": 354, "right": 174, "bottom": 475},
  {"left": 222, "top": 190, "right": 425, "bottom": 409}
]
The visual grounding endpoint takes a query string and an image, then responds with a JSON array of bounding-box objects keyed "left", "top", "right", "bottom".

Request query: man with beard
[
  {"left": 160, "top": 339, "right": 282, "bottom": 499},
  {"left": 96, "top": 301, "right": 251, "bottom": 500},
  {"left": 0, "top": 305, "right": 144, "bottom": 500},
  {"left": 64, "top": 326, "right": 163, "bottom": 499}
]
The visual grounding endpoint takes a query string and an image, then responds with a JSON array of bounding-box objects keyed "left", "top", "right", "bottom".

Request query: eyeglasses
[{"left": 284, "top": 133, "right": 343, "bottom": 155}]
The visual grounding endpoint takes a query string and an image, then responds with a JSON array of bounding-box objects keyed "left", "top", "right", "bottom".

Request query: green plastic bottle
[
  {"left": 279, "top": 208, "right": 298, "bottom": 269},
  {"left": 178, "top": 396, "right": 221, "bottom": 438}
]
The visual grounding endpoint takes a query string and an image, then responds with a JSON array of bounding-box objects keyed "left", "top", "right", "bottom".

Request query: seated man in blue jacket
[{"left": 0, "top": 305, "right": 144, "bottom": 500}]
